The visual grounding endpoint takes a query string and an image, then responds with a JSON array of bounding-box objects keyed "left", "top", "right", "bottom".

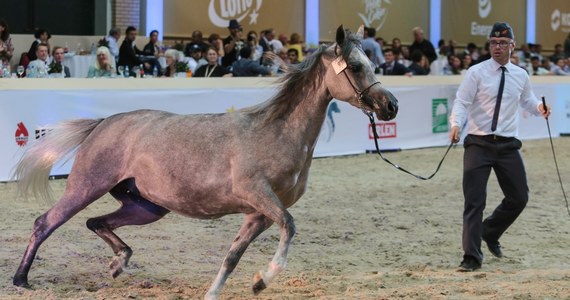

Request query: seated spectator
[
  {"left": 549, "top": 57, "right": 569, "bottom": 76},
  {"left": 162, "top": 49, "right": 183, "bottom": 77},
  {"left": 104, "top": 27, "right": 121, "bottom": 60},
  {"left": 185, "top": 30, "right": 210, "bottom": 56},
  {"left": 408, "top": 49, "right": 429, "bottom": 75},
  {"left": 287, "top": 48, "right": 301, "bottom": 64},
  {"left": 118, "top": 26, "right": 157, "bottom": 76},
  {"left": 516, "top": 43, "right": 531, "bottom": 68},
  {"left": 541, "top": 57, "right": 551, "bottom": 72},
  {"left": 429, "top": 40, "right": 450, "bottom": 75},
  {"left": 528, "top": 56, "right": 549, "bottom": 75},
  {"left": 380, "top": 48, "right": 410, "bottom": 75},
  {"left": 391, "top": 38, "right": 403, "bottom": 57},
  {"left": 194, "top": 47, "right": 231, "bottom": 77},
  {"left": 460, "top": 53, "right": 472, "bottom": 74},
  {"left": 27, "top": 28, "right": 51, "bottom": 61},
  {"left": 288, "top": 32, "right": 305, "bottom": 62},
  {"left": 48, "top": 46, "right": 70, "bottom": 77},
  {"left": 0, "top": 19, "right": 14, "bottom": 65},
  {"left": 266, "top": 29, "right": 283, "bottom": 53},
  {"left": 396, "top": 46, "right": 412, "bottom": 67},
  {"left": 445, "top": 53, "right": 462, "bottom": 75},
  {"left": 231, "top": 46, "right": 272, "bottom": 77},
  {"left": 549, "top": 43, "right": 564, "bottom": 63},
  {"left": 271, "top": 47, "right": 290, "bottom": 74},
  {"left": 142, "top": 30, "right": 160, "bottom": 57},
  {"left": 87, "top": 46, "right": 116, "bottom": 78},
  {"left": 186, "top": 44, "right": 206, "bottom": 73},
  {"left": 208, "top": 33, "right": 225, "bottom": 60},
  {"left": 246, "top": 30, "right": 263, "bottom": 62},
  {"left": 464, "top": 42, "right": 479, "bottom": 62},
  {"left": 26, "top": 43, "right": 50, "bottom": 78}
]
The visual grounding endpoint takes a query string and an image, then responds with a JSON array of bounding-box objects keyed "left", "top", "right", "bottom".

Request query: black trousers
[{"left": 462, "top": 134, "right": 529, "bottom": 264}]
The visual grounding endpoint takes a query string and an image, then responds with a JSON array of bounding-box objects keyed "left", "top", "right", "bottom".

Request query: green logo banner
[{"left": 432, "top": 98, "right": 448, "bottom": 133}]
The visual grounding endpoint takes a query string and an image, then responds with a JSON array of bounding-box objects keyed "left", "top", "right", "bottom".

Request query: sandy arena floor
[{"left": 1, "top": 138, "right": 569, "bottom": 299}]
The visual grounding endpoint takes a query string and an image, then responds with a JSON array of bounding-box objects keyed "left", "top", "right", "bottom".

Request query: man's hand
[
  {"left": 449, "top": 125, "right": 460, "bottom": 143},
  {"left": 538, "top": 103, "right": 551, "bottom": 119}
]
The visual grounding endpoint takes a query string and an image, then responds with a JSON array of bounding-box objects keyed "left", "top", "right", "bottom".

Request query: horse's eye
[{"left": 349, "top": 63, "right": 362, "bottom": 72}]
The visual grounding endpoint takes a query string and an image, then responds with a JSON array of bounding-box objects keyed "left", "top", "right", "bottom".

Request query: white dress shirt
[
  {"left": 450, "top": 58, "right": 541, "bottom": 137},
  {"left": 106, "top": 35, "right": 119, "bottom": 58}
]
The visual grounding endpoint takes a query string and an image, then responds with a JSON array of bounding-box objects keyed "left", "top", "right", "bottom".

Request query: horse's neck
[{"left": 283, "top": 85, "right": 331, "bottom": 147}]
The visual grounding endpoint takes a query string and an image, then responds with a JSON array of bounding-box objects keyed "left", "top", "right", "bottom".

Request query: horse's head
[{"left": 325, "top": 25, "right": 398, "bottom": 121}]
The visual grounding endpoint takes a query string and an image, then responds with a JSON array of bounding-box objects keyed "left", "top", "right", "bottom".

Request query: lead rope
[
  {"left": 541, "top": 97, "right": 570, "bottom": 216},
  {"left": 367, "top": 112, "right": 455, "bottom": 180},
  {"left": 338, "top": 57, "right": 454, "bottom": 180}
]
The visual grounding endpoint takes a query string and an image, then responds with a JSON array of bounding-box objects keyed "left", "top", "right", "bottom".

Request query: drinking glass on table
[
  {"left": 117, "top": 65, "right": 124, "bottom": 77},
  {"left": 17, "top": 65, "right": 24, "bottom": 78}
]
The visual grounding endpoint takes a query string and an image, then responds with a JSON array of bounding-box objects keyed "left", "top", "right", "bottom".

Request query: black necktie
[{"left": 491, "top": 66, "right": 506, "bottom": 132}]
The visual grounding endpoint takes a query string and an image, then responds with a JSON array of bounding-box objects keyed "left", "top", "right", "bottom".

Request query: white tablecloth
[{"left": 63, "top": 54, "right": 94, "bottom": 78}]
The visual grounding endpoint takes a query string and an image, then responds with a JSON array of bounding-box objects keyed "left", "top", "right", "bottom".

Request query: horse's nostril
[{"left": 387, "top": 101, "right": 398, "bottom": 113}]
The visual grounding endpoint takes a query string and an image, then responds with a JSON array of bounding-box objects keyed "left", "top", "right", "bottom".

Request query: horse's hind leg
[
  {"left": 86, "top": 180, "right": 169, "bottom": 278},
  {"left": 205, "top": 213, "right": 273, "bottom": 300},
  {"left": 14, "top": 189, "right": 108, "bottom": 287}
]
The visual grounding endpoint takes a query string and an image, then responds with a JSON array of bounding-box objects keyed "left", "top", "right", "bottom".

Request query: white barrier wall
[{"left": 1, "top": 76, "right": 569, "bottom": 181}]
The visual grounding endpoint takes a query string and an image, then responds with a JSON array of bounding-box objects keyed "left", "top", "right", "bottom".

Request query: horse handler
[{"left": 448, "top": 22, "right": 550, "bottom": 272}]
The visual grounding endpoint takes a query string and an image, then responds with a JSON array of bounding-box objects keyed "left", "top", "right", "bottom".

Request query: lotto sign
[{"left": 432, "top": 98, "right": 448, "bottom": 133}]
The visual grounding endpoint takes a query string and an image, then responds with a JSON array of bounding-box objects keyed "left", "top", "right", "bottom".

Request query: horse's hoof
[
  {"left": 13, "top": 275, "right": 31, "bottom": 288},
  {"left": 109, "top": 257, "right": 124, "bottom": 279},
  {"left": 252, "top": 271, "right": 267, "bottom": 295}
]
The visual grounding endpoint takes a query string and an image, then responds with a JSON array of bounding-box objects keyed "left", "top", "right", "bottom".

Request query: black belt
[{"left": 473, "top": 134, "right": 515, "bottom": 142}]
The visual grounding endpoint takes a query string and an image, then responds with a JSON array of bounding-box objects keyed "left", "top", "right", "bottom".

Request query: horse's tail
[{"left": 12, "top": 118, "right": 105, "bottom": 202}]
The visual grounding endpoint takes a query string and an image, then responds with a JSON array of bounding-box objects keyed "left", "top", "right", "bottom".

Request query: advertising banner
[
  {"left": 440, "top": 0, "right": 526, "bottom": 46},
  {"left": 1, "top": 81, "right": 566, "bottom": 181},
  {"left": 163, "top": 0, "right": 305, "bottom": 38},
  {"left": 319, "top": 0, "right": 429, "bottom": 44},
  {"left": 535, "top": 0, "right": 570, "bottom": 49}
]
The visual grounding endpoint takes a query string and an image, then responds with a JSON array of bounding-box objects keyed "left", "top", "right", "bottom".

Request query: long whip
[{"left": 541, "top": 96, "right": 570, "bottom": 216}]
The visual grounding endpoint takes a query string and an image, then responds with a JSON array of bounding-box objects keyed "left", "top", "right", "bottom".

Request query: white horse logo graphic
[
  {"left": 358, "top": 0, "right": 391, "bottom": 31},
  {"left": 208, "top": 0, "right": 263, "bottom": 28},
  {"left": 478, "top": 0, "right": 491, "bottom": 18}
]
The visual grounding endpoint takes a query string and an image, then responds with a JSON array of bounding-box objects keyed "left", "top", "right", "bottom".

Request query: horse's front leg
[
  {"left": 205, "top": 213, "right": 273, "bottom": 300},
  {"left": 251, "top": 209, "right": 295, "bottom": 294}
]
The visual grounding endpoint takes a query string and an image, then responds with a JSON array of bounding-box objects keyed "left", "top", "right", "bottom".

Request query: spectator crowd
[{"left": 1, "top": 18, "right": 570, "bottom": 79}]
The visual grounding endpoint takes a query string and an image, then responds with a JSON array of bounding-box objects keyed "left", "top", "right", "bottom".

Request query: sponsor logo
[
  {"left": 15, "top": 122, "right": 29, "bottom": 147},
  {"left": 551, "top": 9, "right": 570, "bottom": 32},
  {"left": 208, "top": 0, "right": 263, "bottom": 28},
  {"left": 432, "top": 98, "right": 449, "bottom": 133},
  {"left": 358, "top": 0, "right": 390, "bottom": 32},
  {"left": 471, "top": 22, "right": 493, "bottom": 36},
  {"left": 478, "top": 0, "right": 491, "bottom": 18},
  {"left": 319, "top": 101, "right": 341, "bottom": 142},
  {"left": 369, "top": 122, "right": 396, "bottom": 139},
  {"left": 35, "top": 128, "right": 50, "bottom": 139},
  {"left": 471, "top": 0, "right": 493, "bottom": 36}
]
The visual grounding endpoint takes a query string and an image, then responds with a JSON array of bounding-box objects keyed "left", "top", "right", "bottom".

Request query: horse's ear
[
  {"left": 336, "top": 25, "right": 345, "bottom": 46},
  {"left": 356, "top": 25, "right": 364, "bottom": 40}
]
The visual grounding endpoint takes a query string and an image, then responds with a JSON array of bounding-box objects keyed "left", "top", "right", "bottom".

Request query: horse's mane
[{"left": 243, "top": 30, "right": 360, "bottom": 125}]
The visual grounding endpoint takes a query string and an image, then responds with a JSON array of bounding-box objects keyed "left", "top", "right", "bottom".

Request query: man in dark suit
[
  {"left": 118, "top": 26, "right": 149, "bottom": 76},
  {"left": 380, "top": 48, "right": 411, "bottom": 75},
  {"left": 51, "top": 46, "right": 70, "bottom": 77}
]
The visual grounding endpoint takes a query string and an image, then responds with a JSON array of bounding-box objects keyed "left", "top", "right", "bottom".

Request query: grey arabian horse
[{"left": 12, "top": 25, "right": 398, "bottom": 299}]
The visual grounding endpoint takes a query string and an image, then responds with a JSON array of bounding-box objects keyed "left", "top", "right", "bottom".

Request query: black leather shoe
[
  {"left": 458, "top": 256, "right": 481, "bottom": 272},
  {"left": 483, "top": 238, "right": 503, "bottom": 258}
]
